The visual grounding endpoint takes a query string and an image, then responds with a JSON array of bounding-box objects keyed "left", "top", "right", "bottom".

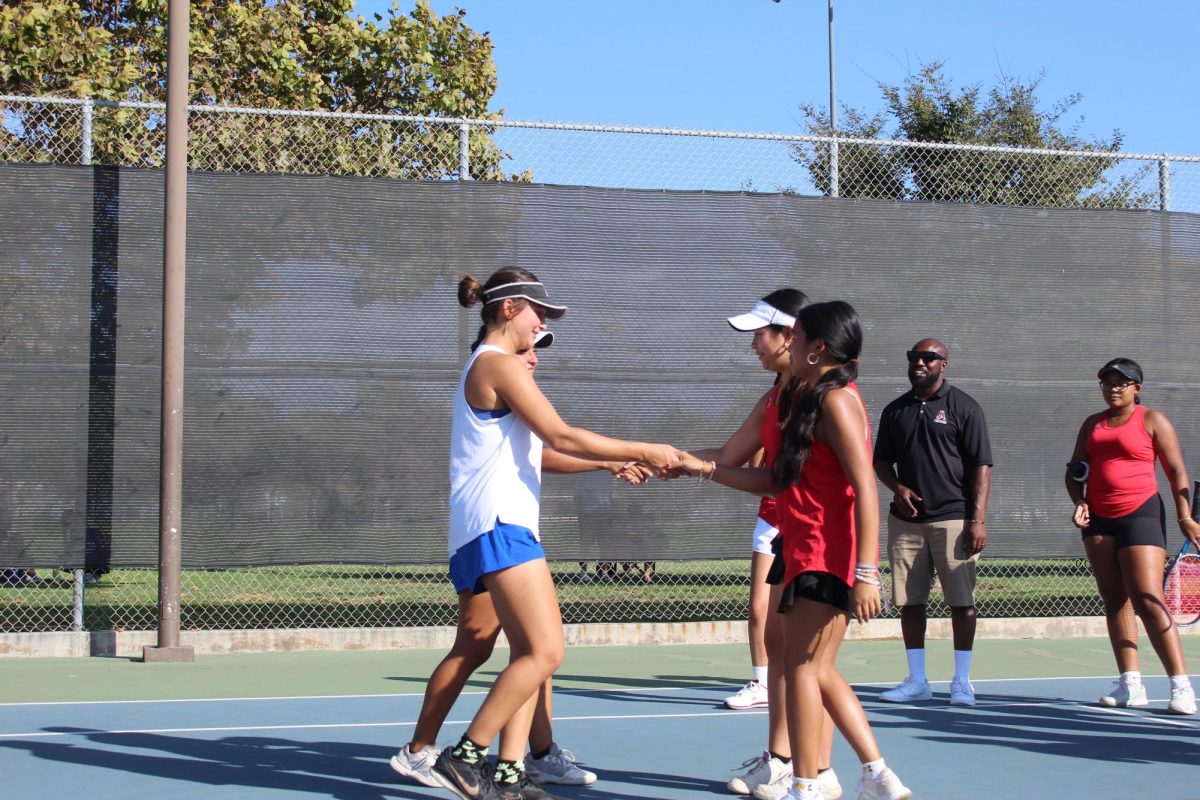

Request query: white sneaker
[
  {"left": 725, "top": 680, "right": 770, "bottom": 710},
  {"left": 949, "top": 677, "right": 975, "bottom": 706},
  {"left": 1098, "top": 679, "right": 1148, "bottom": 708},
  {"left": 751, "top": 760, "right": 793, "bottom": 800},
  {"left": 388, "top": 743, "right": 441, "bottom": 787},
  {"left": 878, "top": 676, "right": 932, "bottom": 703},
  {"left": 855, "top": 766, "right": 912, "bottom": 800},
  {"left": 1168, "top": 684, "right": 1197, "bottom": 715},
  {"left": 818, "top": 768, "right": 843, "bottom": 800},
  {"left": 728, "top": 752, "right": 786, "bottom": 795},
  {"left": 526, "top": 742, "right": 597, "bottom": 785},
  {"left": 778, "top": 787, "right": 824, "bottom": 800}
]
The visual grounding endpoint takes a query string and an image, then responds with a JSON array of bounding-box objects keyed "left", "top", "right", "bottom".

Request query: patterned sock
[
  {"left": 451, "top": 735, "right": 488, "bottom": 765},
  {"left": 493, "top": 759, "right": 523, "bottom": 786}
]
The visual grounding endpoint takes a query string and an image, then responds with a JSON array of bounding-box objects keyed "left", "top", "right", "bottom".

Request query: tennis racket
[{"left": 1163, "top": 479, "right": 1200, "bottom": 627}]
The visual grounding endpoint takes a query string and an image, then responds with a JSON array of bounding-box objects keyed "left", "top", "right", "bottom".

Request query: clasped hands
[{"left": 609, "top": 451, "right": 712, "bottom": 485}]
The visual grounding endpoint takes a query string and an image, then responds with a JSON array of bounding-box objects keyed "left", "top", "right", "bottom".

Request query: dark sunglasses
[{"left": 906, "top": 350, "right": 945, "bottom": 364}]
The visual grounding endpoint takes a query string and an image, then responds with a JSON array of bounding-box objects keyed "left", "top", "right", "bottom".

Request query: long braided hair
[{"left": 772, "top": 301, "right": 863, "bottom": 487}]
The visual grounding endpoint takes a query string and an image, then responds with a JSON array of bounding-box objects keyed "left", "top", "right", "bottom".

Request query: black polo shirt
[{"left": 873, "top": 382, "right": 993, "bottom": 523}]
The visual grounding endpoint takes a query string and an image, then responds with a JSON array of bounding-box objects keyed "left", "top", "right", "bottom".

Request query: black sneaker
[
  {"left": 432, "top": 747, "right": 500, "bottom": 800},
  {"left": 494, "top": 770, "right": 566, "bottom": 800}
]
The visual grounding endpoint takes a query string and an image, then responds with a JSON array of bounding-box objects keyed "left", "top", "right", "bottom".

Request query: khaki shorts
[{"left": 887, "top": 514, "right": 979, "bottom": 608}]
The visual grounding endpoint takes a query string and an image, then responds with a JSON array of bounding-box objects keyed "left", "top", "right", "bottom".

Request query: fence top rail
[{"left": 5, "top": 93, "right": 1200, "bottom": 164}]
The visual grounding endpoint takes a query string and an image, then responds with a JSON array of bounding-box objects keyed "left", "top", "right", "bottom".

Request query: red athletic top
[
  {"left": 1086, "top": 405, "right": 1157, "bottom": 518},
  {"left": 757, "top": 385, "right": 783, "bottom": 527},
  {"left": 776, "top": 383, "right": 871, "bottom": 586}
]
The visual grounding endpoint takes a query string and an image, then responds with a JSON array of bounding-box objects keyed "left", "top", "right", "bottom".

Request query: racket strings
[{"left": 1164, "top": 553, "right": 1200, "bottom": 624}]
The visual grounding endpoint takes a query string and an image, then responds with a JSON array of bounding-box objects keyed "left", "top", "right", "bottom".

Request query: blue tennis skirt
[{"left": 449, "top": 520, "right": 545, "bottom": 594}]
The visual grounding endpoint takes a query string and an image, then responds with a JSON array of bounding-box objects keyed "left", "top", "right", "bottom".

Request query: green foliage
[
  {"left": 0, "top": 1, "right": 527, "bottom": 180},
  {"left": 795, "top": 62, "right": 1153, "bottom": 209}
]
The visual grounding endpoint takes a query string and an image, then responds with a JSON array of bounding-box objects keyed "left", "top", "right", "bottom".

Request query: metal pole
[
  {"left": 458, "top": 121, "right": 470, "bottom": 180},
  {"left": 144, "top": 0, "right": 193, "bottom": 663},
  {"left": 827, "top": 0, "right": 838, "bottom": 198},
  {"left": 81, "top": 98, "right": 93, "bottom": 165},
  {"left": 71, "top": 569, "right": 84, "bottom": 632},
  {"left": 1159, "top": 157, "right": 1171, "bottom": 212}
]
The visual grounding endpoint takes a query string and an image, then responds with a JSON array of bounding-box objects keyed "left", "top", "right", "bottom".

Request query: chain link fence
[
  {"left": 4, "top": 94, "right": 1200, "bottom": 208},
  {"left": 3, "top": 93, "right": 1193, "bottom": 636}
]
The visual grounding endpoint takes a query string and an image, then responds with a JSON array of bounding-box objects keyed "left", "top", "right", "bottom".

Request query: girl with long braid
[{"left": 677, "top": 301, "right": 911, "bottom": 800}]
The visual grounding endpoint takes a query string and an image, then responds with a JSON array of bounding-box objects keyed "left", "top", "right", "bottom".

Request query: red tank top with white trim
[
  {"left": 1086, "top": 404, "right": 1157, "bottom": 518},
  {"left": 776, "top": 383, "right": 871, "bottom": 587},
  {"left": 756, "top": 385, "right": 783, "bottom": 527}
]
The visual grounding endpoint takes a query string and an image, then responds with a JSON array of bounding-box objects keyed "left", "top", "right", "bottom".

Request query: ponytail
[{"left": 773, "top": 362, "right": 858, "bottom": 486}]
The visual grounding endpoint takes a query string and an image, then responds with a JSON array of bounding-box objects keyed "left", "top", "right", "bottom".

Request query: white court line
[
  {"left": 0, "top": 674, "right": 1168, "bottom": 708},
  {"left": 2, "top": 696, "right": 1194, "bottom": 740},
  {"left": 0, "top": 684, "right": 713, "bottom": 708}
]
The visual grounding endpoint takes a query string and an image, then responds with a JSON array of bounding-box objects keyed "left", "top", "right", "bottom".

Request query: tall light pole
[
  {"left": 143, "top": 0, "right": 194, "bottom": 664},
  {"left": 828, "top": 0, "right": 838, "bottom": 197}
]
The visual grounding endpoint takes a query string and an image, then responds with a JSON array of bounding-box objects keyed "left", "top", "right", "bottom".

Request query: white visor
[
  {"left": 533, "top": 330, "right": 554, "bottom": 349},
  {"left": 727, "top": 300, "right": 797, "bottom": 331}
]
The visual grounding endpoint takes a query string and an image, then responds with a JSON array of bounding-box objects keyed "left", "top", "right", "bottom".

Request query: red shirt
[
  {"left": 757, "top": 385, "right": 783, "bottom": 527},
  {"left": 1086, "top": 405, "right": 1157, "bottom": 518},
  {"left": 776, "top": 383, "right": 872, "bottom": 586}
]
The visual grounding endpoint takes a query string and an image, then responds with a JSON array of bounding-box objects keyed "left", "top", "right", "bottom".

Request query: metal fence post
[
  {"left": 81, "top": 97, "right": 94, "bottom": 166},
  {"left": 1159, "top": 157, "right": 1171, "bottom": 212},
  {"left": 71, "top": 570, "right": 84, "bottom": 632},
  {"left": 459, "top": 121, "right": 470, "bottom": 180}
]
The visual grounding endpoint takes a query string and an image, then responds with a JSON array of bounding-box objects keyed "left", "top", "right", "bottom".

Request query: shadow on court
[
  {"left": 0, "top": 730, "right": 428, "bottom": 799},
  {"left": 855, "top": 687, "right": 1198, "bottom": 767}
]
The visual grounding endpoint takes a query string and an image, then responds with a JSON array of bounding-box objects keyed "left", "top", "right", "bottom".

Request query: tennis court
[{"left": 3, "top": 637, "right": 1195, "bottom": 799}]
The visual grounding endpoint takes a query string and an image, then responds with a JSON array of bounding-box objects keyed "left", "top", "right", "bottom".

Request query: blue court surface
[{"left": 1, "top": 667, "right": 1196, "bottom": 799}]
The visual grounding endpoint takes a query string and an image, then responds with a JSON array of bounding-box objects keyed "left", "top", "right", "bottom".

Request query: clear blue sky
[{"left": 354, "top": 0, "right": 1197, "bottom": 157}]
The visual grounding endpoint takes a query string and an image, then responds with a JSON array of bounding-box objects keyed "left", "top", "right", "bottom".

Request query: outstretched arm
[{"left": 1148, "top": 409, "right": 1200, "bottom": 546}]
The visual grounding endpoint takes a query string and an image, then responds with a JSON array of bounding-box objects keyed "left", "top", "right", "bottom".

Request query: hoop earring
[{"left": 806, "top": 352, "right": 820, "bottom": 366}]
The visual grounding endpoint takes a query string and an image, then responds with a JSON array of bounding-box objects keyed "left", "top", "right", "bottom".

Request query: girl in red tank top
[
  {"left": 682, "top": 301, "right": 912, "bottom": 800},
  {"left": 1066, "top": 357, "right": 1198, "bottom": 715},
  {"left": 686, "top": 290, "right": 832, "bottom": 785}
]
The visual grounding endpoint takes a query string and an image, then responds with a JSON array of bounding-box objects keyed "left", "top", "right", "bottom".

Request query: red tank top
[
  {"left": 776, "top": 383, "right": 871, "bottom": 587},
  {"left": 1086, "top": 404, "right": 1157, "bottom": 518},
  {"left": 757, "top": 385, "right": 783, "bottom": 527}
]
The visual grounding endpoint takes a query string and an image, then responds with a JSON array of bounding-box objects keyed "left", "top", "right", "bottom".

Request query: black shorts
[
  {"left": 776, "top": 571, "right": 853, "bottom": 615},
  {"left": 1082, "top": 493, "right": 1167, "bottom": 550}
]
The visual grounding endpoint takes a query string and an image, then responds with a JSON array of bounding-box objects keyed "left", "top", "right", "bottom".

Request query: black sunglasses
[{"left": 906, "top": 350, "right": 945, "bottom": 364}]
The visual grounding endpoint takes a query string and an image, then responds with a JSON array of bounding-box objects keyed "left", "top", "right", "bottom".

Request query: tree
[
  {"left": 0, "top": 1, "right": 526, "bottom": 180},
  {"left": 794, "top": 62, "right": 1153, "bottom": 209}
]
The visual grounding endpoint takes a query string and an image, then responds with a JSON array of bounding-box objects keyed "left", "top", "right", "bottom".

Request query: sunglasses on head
[{"left": 906, "top": 350, "right": 945, "bottom": 364}]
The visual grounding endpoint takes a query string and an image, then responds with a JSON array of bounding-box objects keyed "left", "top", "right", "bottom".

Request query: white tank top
[{"left": 448, "top": 344, "right": 544, "bottom": 555}]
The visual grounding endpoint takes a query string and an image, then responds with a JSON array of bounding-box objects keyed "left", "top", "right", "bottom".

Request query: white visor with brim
[
  {"left": 482, "top": 281, "right": 568, "bottom": 319},
  {"left": 534, "top": 330, "right": 554, "bottom": 349},
  {"left": 727, "top": 300, "right": 796, "bottom": 331}
]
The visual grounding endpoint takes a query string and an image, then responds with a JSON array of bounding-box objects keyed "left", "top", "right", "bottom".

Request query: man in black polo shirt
[{"left": 873, "top": 337, "right": 993, "bottom": 707}]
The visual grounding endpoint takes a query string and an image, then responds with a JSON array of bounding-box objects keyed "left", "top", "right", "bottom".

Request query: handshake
[{"left": 607, "top": 449, "right": 715, "bottom": 485}]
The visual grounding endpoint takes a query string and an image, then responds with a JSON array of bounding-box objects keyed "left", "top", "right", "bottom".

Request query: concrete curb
[{"left": 2, "top": 616, "right": 1194, "bottom": 658}]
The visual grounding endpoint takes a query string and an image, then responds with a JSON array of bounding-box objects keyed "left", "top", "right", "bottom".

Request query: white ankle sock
[
  {"left": 905, "top": 649, "right": 926, "bottom": 682},
  {"left": 1120, "top": 670, "right": 1142, "bottom": 685},
  {"left": 1170, "top": 674, "right": 1192, "bottom": 690},
  {"left": 862, "top": 758, "right": 887, "bottom": 777},
  {"left": 753, "top": 665, "right": 768, "bottom": 685},
  {"left": 953, "top": 649, "right": 973, "bottom": 681}
]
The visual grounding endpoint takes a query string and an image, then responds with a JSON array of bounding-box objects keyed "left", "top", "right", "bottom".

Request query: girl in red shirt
[
  {"left": 681, "top": 301, "right": 911, "bottom": 800},
  {"left": 1066, "top": 357, "right": 1197, "bottom": 715}
]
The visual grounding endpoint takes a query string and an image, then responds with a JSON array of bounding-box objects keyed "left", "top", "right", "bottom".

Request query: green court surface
[{"left": 4, "top": 635, "right": 1197, "bottom": 703}]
